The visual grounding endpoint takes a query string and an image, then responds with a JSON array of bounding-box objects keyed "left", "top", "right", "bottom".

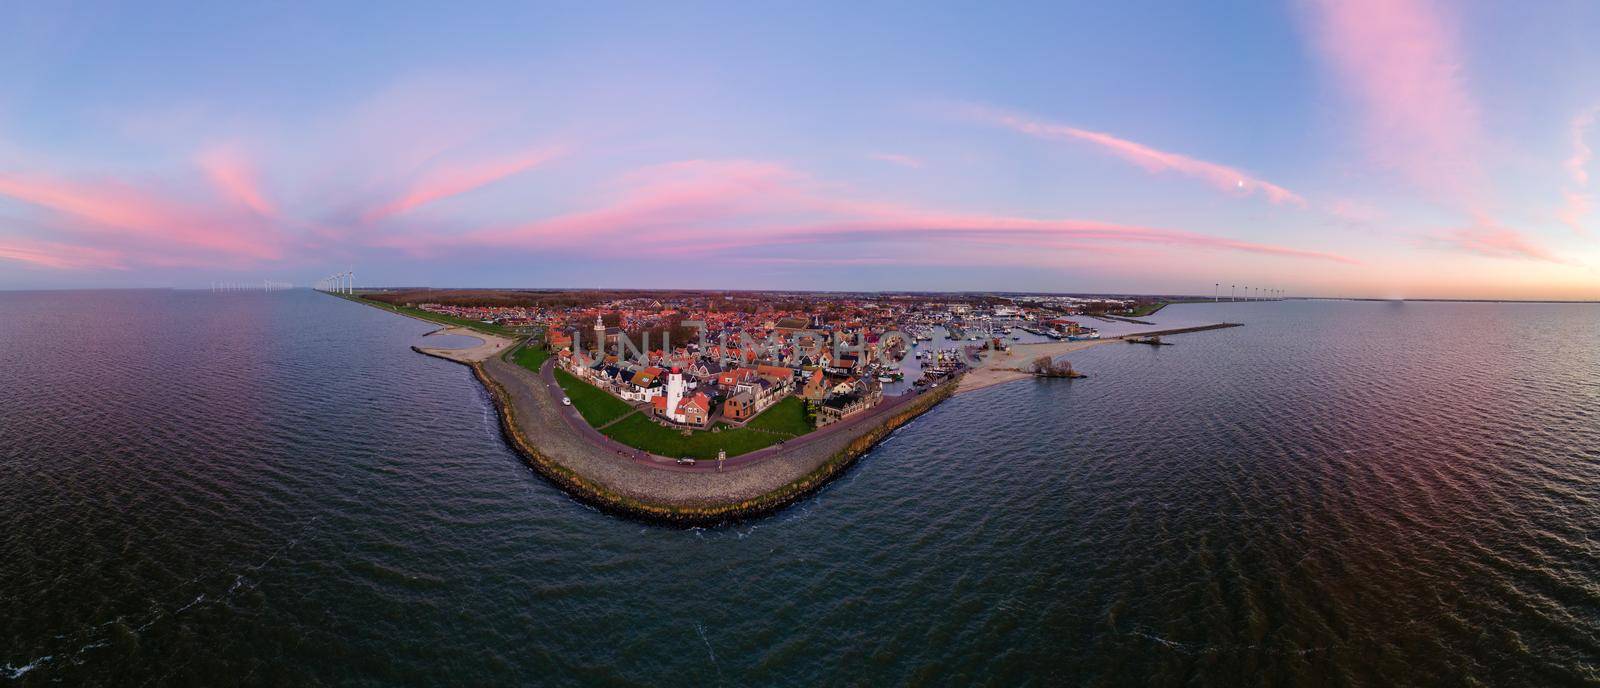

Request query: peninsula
[{"left": 333, "top": 288, "right": 1244, "bottom": 523}]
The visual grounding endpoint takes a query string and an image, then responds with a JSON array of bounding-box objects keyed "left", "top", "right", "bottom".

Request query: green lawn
[
  {"left": 550, "top": 370, "right": 815, "bottom": 459},
  {"left": 1126, "top": 301, "right": 1169, "bottom": 317},
  {"left": 744, "top": 396, "right": 812, "bottom": 435},
  {"left": 512, "top": 345, "right": 549, "bottom": 374},
  {"left": 601, "top": 415, "right": 787, "bottom": 460},
  {"left": 553, "top": 368, "right": 634, "bottom": 427}
]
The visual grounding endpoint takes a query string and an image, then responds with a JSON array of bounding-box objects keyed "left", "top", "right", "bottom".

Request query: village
[{"left": 387, "top": 290, "right": 1142, "bottom": 448}]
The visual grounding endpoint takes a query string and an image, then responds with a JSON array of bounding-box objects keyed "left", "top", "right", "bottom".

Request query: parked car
[
  {"left": 562, "top": 397, "right": 572, "bottom": 406},
  {"left": 676, "top": 457, "right": 696, "bottom": 466}
]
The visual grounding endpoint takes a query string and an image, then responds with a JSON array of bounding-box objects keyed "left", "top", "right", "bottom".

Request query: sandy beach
[
  {"left": 414, "top": 327, "right": 515, "bottom": 363},
  {"left": 956, "top": 339, "right": 1115, "bottom": 394}
]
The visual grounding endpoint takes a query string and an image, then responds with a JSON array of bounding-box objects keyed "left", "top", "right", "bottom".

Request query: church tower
[{"left": 593, "top": 313, "right": 606, "bottom": 353}]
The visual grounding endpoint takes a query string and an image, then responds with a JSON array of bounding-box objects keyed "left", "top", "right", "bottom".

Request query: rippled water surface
[{"left": 2, "top": 291, "right": 1596, "bottom": 686}]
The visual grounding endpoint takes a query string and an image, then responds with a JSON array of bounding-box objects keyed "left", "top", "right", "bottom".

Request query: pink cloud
[
  {"left": 1300, "top": 0, "right": 1480, "bottom": 199},
  {"left": 1560, "top": 106, "right": 1598, "bottom": 233},
  {"left": 394, "top": 158, "right": 1352, "bottom": 266},
  {"left": 1434, "top": 215, "right": 1562, "bottom": 262},
  {"left": 1302, "top": 1, "right": 1566, "bottom": 262},
  {"left": 0, "top": 236, "right": 126, "bottom": 270},
  {"left": 974, "top": 107, "right": 1303, "bottom": 205},
  {"left": 430, "top": 159, "right": 800, "bottom": 250},
  {"left": 0, "top": 172, "right": 283, "bottom": 261},
  {"left": 867, "top": 152, "right": 923, "bottom": 169},
  {"left": 362, "top": 146, "right": 564, "bottom": 223},
  {"left": 1569, "top": 108, "right": 1598, "bottom": 187},
  {"left": 197, "top": 146, "right": 275, "bottom": 216}
]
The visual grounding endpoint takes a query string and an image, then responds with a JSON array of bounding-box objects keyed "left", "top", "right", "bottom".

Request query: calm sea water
[{"left": 2, "top": 291, "right": 1596, "bottom": 686}]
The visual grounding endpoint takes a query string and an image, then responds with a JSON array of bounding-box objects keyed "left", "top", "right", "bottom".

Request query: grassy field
[
  {"left": 601, "top": 415, "right": 786, "bottom": 460},
  {"left": 553, "top": 368, "right": 635, "bottom": 427},
  {"left": 349, "top": 294, "right": 523, "bottom": 337},
  {"left": 1125, "top": 298, "right": 1219, "bottom": 317},
  {"left": 551, "top": 371, "right": 815, "bottom": 459},
  {"left": 744, "top": 396, "right": 812, "bottom": 435},
  {"left": 512, "top": 345, "right": 549, "bottom": 374},
  {"left": 1125, "top": 302, "right": 1162, "bottom": 317}
]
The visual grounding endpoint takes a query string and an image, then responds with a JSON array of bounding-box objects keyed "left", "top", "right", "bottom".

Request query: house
[
  {"left": 687, "top": 359, "right": 727, "bottom": 382},
  {"left": 800, "top": 369, "right": 830, "bottom": 401},
  {"left": 632, "top": 366, "right": 665, "bottom": 388},
  {"left": 815, "top": 383, "right": 883, "bottom": 427},
  {"left": 678, "top": 393, "right": 710, "bottom": 426},
  {"left": 755, "top": 364, "right": 796, "bottom": 387},
  {"left": 723, "top": 389, "right": 760, "bottom": 421},
  {"left": 619, "top": 370, "right": 662, "bottom": 402},
  {"left": 723, "top": 378, "right": 788, "bottom": 421},
  {"left": 831, "top": 376, "right": 863, "bottom": 397},
  {"left": 715, "top": 368, "right": 757, "bottom": 388}
]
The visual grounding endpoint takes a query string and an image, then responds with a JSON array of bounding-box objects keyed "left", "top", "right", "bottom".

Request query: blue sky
[{"left": 3, "top": 1, "right": 1599, "bottom": 298}]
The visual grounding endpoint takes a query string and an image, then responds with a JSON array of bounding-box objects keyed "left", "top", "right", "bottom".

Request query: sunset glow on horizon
[{"left": 2, "top": 1, "right": 1599, "bottom": 299}]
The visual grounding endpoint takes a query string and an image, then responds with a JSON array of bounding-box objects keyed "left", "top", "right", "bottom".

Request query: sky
[{"left": 2, "top": 1, "right": 1599, "bottom": 299}]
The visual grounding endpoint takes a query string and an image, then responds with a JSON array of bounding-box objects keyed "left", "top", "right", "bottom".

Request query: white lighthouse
[{"left": 665, "top": 366, "right": 685, "bottom": 417}]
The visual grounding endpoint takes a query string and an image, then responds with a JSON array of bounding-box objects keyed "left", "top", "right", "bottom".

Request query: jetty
[{"left": 1115, "top": 323, "right": 1241, "bottom": 338}]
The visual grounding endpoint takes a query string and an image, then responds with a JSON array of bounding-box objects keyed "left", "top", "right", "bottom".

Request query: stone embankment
[{"left": 474, "top": 352, "right": 955, "bottom": 523}]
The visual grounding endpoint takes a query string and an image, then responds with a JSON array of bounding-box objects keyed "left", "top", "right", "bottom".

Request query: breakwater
[{"left": 1117, "top": 322, "right": 1242, "bottom": 338}]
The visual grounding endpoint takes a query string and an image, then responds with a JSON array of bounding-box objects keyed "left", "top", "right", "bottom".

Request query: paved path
[{"left": 478, "top": 352, "right": 950, "bottom": 508}]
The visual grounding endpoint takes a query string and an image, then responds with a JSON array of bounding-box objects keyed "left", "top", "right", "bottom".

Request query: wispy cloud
[
  {"left": 0, "top": 236, "right": 126, "bottom": 270},
  {"left": 867, "top": 152, "right": 923, "bottom": 169},
  {"left": 0, "top": 171, "right": 284, "bottom": 264},
  {"left": 970, "top": 106, "right": 1303, "bottom": 205},
  {"left": 1300, "top": 0, "right": 1481, "bottom": 199},
  {"left": 362, "top": 146, "right": 565, "bottom": 223},
  {"left": 1560, "top": 106, "right": 1598, "bottom": 233},
  {"left": 1433, "top": 215, "right": 1563, "bottom": 263},
  {"left": 197, "top": 146, "right": 275, "bottom": 216},
  {"left": 1301, "top": 0, "right": 1562, "bottom": 261}
]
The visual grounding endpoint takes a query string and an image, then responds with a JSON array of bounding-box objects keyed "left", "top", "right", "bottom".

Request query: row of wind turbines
[
  {"left": 317, "top": 272, "right": 355, "bottom": 294},
  {"left": 1213, "top": 284, "right": 1283, "bottom": 301}
]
